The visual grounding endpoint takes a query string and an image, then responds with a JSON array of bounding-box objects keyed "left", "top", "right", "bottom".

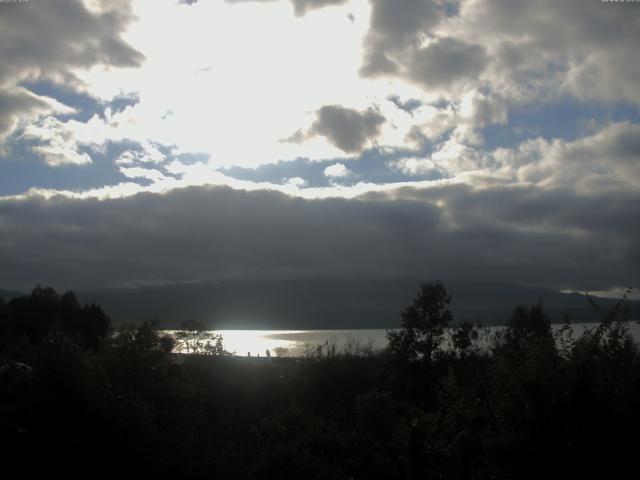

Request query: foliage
[
  {"left": 451, "top": 320, "right": 480, "bottom": 357},
  {"left": 1, "top": 282, "right": 639, "bottom": 478},
  {"left": 173, "top": 318, "right": 226, "bottom": 355},
  {"left": 0, "top": 286, "right": 110, "bottom": 351},
  {"left": 387, "top": 281, "right": 453, "bottom": 364}
]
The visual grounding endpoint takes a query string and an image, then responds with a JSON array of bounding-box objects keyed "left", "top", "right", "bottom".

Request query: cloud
[
  {"left": 494, "top": 121, "right": 640, "bottom": 191},
  {"left": 0, "top": 88, "right": 51, "bottom": 141},
  {"left": 356, "top": 0, "right": 640, "bottom": 111},
  {"left": 7, "top": 0, "right": 634, "bottom": 180},
  {"left": 390, "top": 157, "right": 440, "bottom": 176},
  {"left": 407, "top": 37, "right": 489, "bottom": 90},
  {"left": 287, "top": 176, "right": 307, "bottom": 187},
  {"left": 308, "top": 105, "right": 386, "bottom": 153},
  {"left": 115, "top": 141, "right": 167, "bottom": 166},
  {"left": 0, "top": 0, "right": 143, "bottom": 160},
  {"left": 119, "top": 166, "right": 167, "bottom": 182},
  {"left": 459, "top": 89, "right": 507, "bottom": 128},
  {"left": 0, "top": 0, "right": 638, "bottom": 249},
  {"left": 21, "top": 117, "right": 92, "bottom": 166},
  {"left": 224, "top": 0, "right": 348, "bottom": 16},
  {"left": 0, "top": 0, "right": 142, "bottom": 86},
  {"left": 324, "top": 163, "right": 352, "bottom": 178},
  {"left": 449, "top": 0, "right": 640, "bottom": 104},
  {"left": 0, "top": 182, "right": 637, "bottom": 292},
  {"left": 290, "top": 0, "right": 348, "bottom": 16},
  {"left": 360, "top": 0, "right": 445, "bottom": 77}
]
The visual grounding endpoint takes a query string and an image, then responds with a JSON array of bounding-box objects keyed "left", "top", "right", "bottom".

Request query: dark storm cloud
[
  {"left": 0, "top": 0, "right": 143, "bottom": 84},
  {"left": 309, "top": 105, "right": 386, "bottom": 153},
  {"left": 360, "top": 0, "right": 445, "bottom": 77},
  {"left": 0, "top": 183, "right": 637, "bottom": 292},
  {"left": 408, "top": 38, "right": 489, "bottom": 88}
]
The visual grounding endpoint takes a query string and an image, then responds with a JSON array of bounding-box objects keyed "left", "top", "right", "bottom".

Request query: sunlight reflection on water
[
  {"left": 164, "top": 322, "right": 640, "bottom": 357},
  {"left": 164, "top": 329, "right": 388, "bottom": 357}
]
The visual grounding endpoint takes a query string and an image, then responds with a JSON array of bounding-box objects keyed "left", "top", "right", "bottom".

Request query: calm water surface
[{"left": 165, "top": 322, "right": 640, "bottom": 357}]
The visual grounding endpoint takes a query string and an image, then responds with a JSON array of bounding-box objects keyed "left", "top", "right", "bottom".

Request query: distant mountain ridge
[
  {"left": 62, "top": 279, "right": 639, "bottom": 329},
  {"left": 0, "top": 289, "right": 26, "bottom": 301}
]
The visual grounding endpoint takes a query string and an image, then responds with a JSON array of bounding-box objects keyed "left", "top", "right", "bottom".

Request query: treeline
[
  {"left": 0, "top": 283, "right": 638, "bottom": 478},
  {"left": 0, "top": 286, "right": 110, "bottom": 350}
]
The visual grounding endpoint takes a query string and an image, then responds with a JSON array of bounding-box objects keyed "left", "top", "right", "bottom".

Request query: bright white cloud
[
  {"left": 324, "top": 162, "right": 352, "bottom": 178},
  {"left": 57, "top": 0, "right": 488, "bottom": 172},
  {"left": 390, "top": 157, "right": 439, "bottom": 176},
  {"left": 22, "top": 117, "right": 92, "bottom": 166},
  {"left": 284, "top": 177, "right": 306, "bottom": 187},
  {"left": 119, "top": 166, "right": 167, "bottom": 182},
  {"left": 0, "top": 0, "right": 638, "bottom": 205},
  {"left": 115, "top": 141, "right": 166, "bottom": 166},
  {"left": 70, "top": 0, "right": 387, "bottom": 167}
]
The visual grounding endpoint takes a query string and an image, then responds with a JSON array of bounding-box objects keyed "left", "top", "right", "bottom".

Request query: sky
[{"left": 0, "top": 0, "right": 638, "bottom": 298}]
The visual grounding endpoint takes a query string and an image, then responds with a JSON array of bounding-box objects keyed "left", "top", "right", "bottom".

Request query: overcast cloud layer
[
  {"left": 0, "top": 0, "right": 638, "bottom": 295},
  {"left": 1, "top": 184, "right": 638, "bottom": 293}
]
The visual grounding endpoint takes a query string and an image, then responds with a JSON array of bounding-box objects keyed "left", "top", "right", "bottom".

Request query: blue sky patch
[{"left": 482, "top": 99, "right": 640, "bottom": 151}]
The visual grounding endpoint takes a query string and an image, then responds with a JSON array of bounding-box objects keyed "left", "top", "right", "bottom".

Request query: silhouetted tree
[
  {"left": 387, "top": 281, "right": 452, "bottom": 364},
  {"left": 3, "top": 286, "right": 59, "bottom": 344},
  {"left": 159, "top": 334, "right": 176, "bottom": 354},
  {"left": 77, "top": 302, "right": 111, "bottom": 351},
  {"left": 451, "top": 320, "right": 479, "bottom": 357},
  {"left": 502, "top": 301, "right": 553, "bottom": 350},
  {"left": 586, "top": 286, "right": 633, "bottom": 340},
  {"left": 176, "top": 318, "right": 208, "bottom": 354},
  {"left": 203, "top": 334, "right": 226, "bottom": 356},
  {"left": 134, "top": 320, "right": 162, "bottom": 352}
]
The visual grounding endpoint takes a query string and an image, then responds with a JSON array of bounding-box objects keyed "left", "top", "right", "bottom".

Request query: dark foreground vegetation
[{"left": 1, "top": 283, "right": 638, "bottom": 479}]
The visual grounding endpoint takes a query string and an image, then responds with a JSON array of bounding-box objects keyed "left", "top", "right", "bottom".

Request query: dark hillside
[{"left": 76, "top": 279, "right": 638, "bottom": 328}]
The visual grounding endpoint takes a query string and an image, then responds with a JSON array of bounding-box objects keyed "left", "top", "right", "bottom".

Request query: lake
[{"left": 165, "top": 321, "right": 640, "bottom": 357}]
